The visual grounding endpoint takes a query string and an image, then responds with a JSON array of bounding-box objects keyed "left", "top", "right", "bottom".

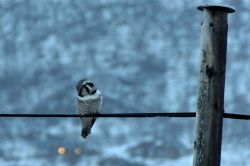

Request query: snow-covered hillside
[{"left": 0, "top": 0, "right": 249, "bottom": 165}]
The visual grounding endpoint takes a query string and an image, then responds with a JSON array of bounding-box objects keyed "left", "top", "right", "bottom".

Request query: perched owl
[{"left": 76, "top": 79, "right": 102, "bottom": 139}]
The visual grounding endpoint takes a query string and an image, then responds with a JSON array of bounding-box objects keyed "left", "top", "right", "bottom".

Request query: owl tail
[
  {"left": 81, "top": 118, "right": 96, "bottom": 139},
  {"left": 81, "top": 128, "right": 91, "bottom": 139}
]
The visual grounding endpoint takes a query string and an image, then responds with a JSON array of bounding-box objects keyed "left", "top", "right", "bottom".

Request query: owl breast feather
[{"left": 77, "top": 97, "right": 102, "bottom": 114}]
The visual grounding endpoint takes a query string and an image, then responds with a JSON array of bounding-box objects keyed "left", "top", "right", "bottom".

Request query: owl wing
[
  {"left": 87, "top": 96, "right": 102, "bottom": 129},
  {"left": 90, "top": 118, "right": 96, "bottom": 130}
]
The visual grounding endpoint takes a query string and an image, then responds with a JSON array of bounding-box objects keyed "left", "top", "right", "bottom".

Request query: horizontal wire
[
  {"left": 0, "top": 112, "right": 195, "bottom": 118},
  {"left": 223, "top": 113, "right": 250, "bottom": 120},
  {"left": 0, "top": 112, "right": 249, "bottom": 120}
]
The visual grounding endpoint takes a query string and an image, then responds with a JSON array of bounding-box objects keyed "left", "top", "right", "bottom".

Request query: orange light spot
[
  {"left": 57, "top": 147, "right": 66, "bottom": 155},
  {"left": 74, "top": 148, "right": 81, "bottom": 155}
]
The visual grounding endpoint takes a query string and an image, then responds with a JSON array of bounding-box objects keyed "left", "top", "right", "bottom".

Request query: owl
[{"left": 76, "top": 79, "right": 102, "bottom": 139}]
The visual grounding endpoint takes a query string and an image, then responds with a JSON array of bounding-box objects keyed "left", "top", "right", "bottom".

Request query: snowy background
[{"left": 0, "top": 0, "right": 250, "bottom": 165}]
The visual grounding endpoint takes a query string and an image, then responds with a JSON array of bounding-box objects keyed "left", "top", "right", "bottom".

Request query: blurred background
[{"left": 0, "top": 0, "right": 249, "bottom": 165}]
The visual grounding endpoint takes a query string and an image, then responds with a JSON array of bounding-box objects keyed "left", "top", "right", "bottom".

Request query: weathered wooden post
[{"left": 193, "top": 4, "right": 235, "bottom": 166}]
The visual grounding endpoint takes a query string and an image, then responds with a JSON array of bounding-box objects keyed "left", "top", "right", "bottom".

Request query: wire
[
  {"left": 224, "top": 113, "right": 250, "bottom": 120},
  {"left": 0, "top": 112, "right": 249, "bottom": 120},
  {"left": 0, "top": 112, "right": 195, "bottom": 118}
]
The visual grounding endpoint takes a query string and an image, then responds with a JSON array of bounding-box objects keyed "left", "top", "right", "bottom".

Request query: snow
[{"left": 0, "top": 0, "right": 250, "bottom": 165}]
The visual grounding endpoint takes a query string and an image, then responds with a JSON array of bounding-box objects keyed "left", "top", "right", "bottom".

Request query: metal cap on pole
[
  {"left": 197, "top": 4, "right": 235, "bottom": 13},
  {"left": 193, "top": 4, "right": 235, "bottom": 166}
]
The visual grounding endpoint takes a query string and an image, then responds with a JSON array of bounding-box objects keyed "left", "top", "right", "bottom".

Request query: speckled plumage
[{"left": 76, "top": 79, "right": 102, "bottom": 139}]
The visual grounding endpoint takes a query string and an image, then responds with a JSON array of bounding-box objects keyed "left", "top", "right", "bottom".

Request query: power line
[
  {"left": 0, "top": 112, "right": 195, "bottom": 118},
  {"left": 223, "top": 113, "right": 250, "bottom": 120},
  {"left": 0, "top": 112, "right": 249, "bottom": 120}
]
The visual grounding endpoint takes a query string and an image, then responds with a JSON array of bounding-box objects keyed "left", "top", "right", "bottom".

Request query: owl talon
[{"left": 79, "top": 113, "right": 86, "bottom": 120}]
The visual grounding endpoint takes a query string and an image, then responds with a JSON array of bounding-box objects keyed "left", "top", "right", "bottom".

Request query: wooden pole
[{"left": 193, "top": 4, "right": 235, "bottom": 166}]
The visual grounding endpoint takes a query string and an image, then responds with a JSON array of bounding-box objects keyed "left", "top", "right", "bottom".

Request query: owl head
[{"left": 76, "top": 79, "right": 97, "bottom": 97}]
